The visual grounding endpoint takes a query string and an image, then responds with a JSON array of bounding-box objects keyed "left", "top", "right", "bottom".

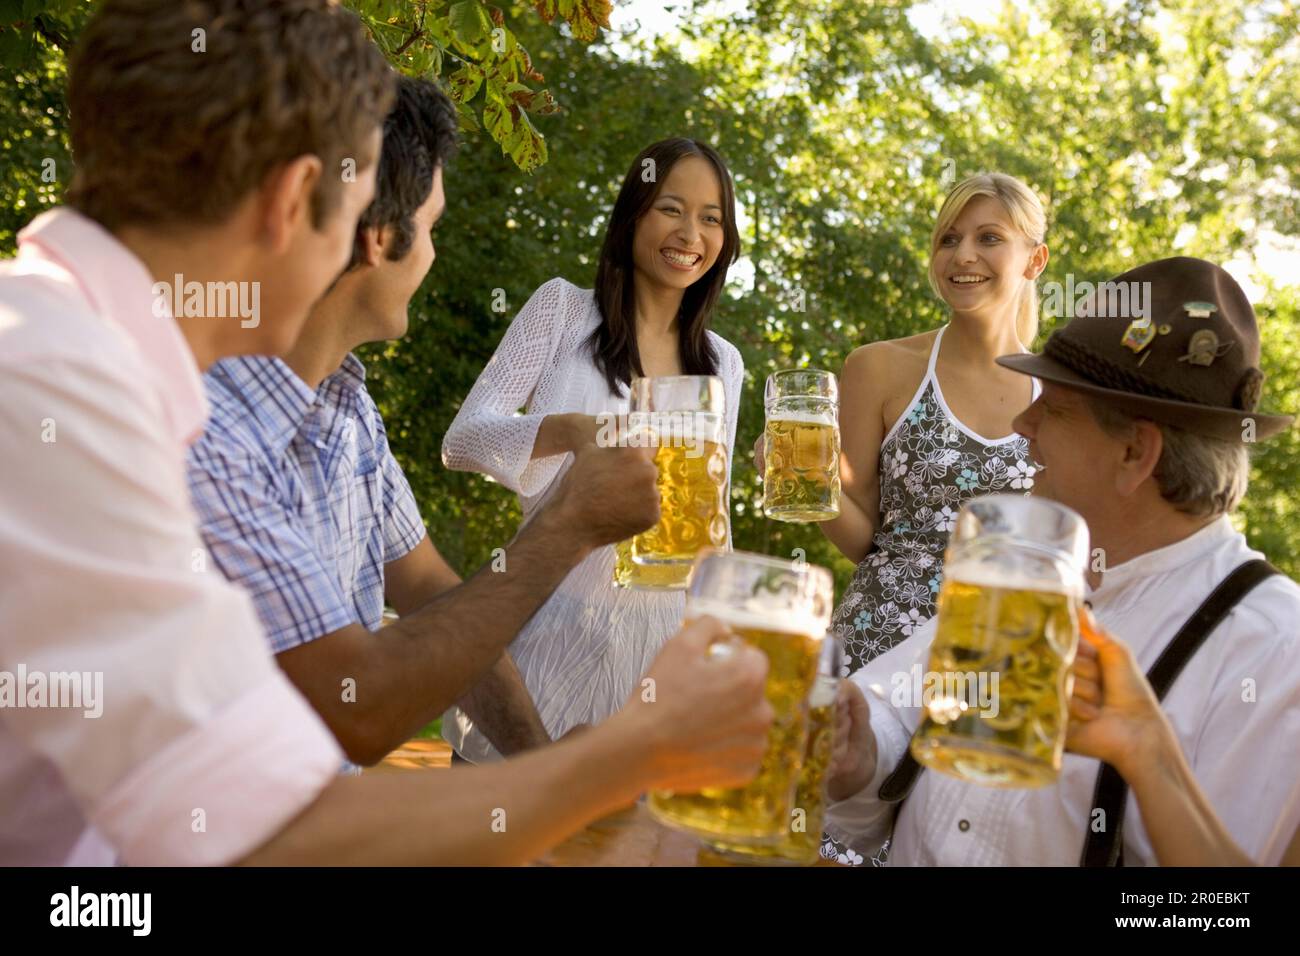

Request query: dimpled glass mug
[
  {"left": 647, "top": 550, "right": 834, "bottom": 844},
  {"left": 762, "top": 369, "right": 841, "bottom": 523},
  {"left": 911, "top": 494, "right": 1089, "bottom": 788},
  {"left": 613, "top": 375, "right": 730, "bottom": 591},
  {"left": 703, "top": 634, "right": 842, "bottom": 865}
]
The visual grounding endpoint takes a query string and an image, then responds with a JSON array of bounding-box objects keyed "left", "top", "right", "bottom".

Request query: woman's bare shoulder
[{"left": 843, "top": 329, "right": 938, "bottom": 382}]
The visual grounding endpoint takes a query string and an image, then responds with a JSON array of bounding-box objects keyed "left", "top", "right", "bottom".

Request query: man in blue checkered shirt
[{"left": 187, "top": 76, "right": 554, "bottom": 766}]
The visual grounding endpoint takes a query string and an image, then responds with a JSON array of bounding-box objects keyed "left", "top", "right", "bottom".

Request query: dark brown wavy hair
[
  {"left": 66, "top": 0, "right": 394, "bottom": 232},
  {"left": 588, "top": 138, "right": 740, "bottom": 394}
]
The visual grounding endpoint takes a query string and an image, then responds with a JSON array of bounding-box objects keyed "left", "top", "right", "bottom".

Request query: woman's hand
[{"left": 1065, "top": 607, "right": 1170, "bottom": 776}]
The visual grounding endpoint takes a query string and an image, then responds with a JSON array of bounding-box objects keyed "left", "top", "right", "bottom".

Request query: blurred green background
[{"left": 3, "top": 0, "right": 1296, "bottom": 594}]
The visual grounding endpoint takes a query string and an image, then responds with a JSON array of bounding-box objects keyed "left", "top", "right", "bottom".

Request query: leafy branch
[{"left": 348, "top": 0, "right": 613, "bottom": 172}]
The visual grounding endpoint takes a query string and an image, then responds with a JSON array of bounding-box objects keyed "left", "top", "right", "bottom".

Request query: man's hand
[
  {"left": 752, "top": 432, "right": 766, "bottom": 474},
  {"left": 546, "top": 412, "right": 631, "bottom": 455},
  {"left": 1065, "top": 607, "right": 1168, "bottom": 776},
  {"left": 826, "top": 677, "right": 877, "bottom": 802},
  {"left": 545, "top": 442, "right": 660, "bottom": 549},
  {"left": 614, "top": 615, "right": 773, "bottom": 794}
]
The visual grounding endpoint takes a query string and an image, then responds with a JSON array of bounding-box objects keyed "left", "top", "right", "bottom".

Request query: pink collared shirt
[{"left": 0, "top": 208, "right": 343, "bottom": 865}]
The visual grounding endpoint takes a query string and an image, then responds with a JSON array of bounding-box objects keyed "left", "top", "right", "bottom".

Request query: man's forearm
[
  {"left": 458, "top": 652, "right": 551, "bottom": 755},
  {"left": 241, "top": 713, "right": 650, "bottom": 866},
  {"left": 342, "top": 507, "right": 588, "bottom": 762}
]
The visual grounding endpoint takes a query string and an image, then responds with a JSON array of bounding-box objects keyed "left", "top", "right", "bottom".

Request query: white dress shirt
[
  {"left": 826, "top": 515, "right": 1300, "bottom": 865},
  {"left": 0, "top": 208, "right": 343, "bottom": 865}
]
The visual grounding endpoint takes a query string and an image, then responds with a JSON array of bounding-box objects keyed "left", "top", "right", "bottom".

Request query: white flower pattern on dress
[
  {"left": 898, "top": 607, "right": 926, "bottom": 636},
  {"left": 1008, "top": 460, "right": 1036, "bottom": 489},
  {"left": 887, "top": 448, "right": 909, "bottom": 479},
  {"left": 935, "top": 505, "right": 958, "bottom": 532}
]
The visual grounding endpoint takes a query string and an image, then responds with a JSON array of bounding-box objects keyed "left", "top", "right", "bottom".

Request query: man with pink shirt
[{"left": 0, "top": 0, "right": 771, "bottom": 866}]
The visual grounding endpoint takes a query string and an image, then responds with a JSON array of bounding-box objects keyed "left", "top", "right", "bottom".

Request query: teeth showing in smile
[
  {"left": 951, "top": 274, "right": 989, "bottom": 284},
  {"left": 662, "top": 250, "right": 701, "bottom": 267}
]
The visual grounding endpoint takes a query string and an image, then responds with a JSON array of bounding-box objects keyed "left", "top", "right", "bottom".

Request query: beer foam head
[
  {"left": 686, "top": 599, "right": 829, "bottom": 640},
  {"left": 943, "top": 559, "right": 1084, "bottom": 598},
  {"left": 767, "top": 409, "right": 837, "bottom": 427},
  {"left": 631, "top": 409, "right": 724, "bottom": 444}
]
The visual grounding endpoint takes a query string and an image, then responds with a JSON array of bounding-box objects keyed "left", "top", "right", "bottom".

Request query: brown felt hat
[{"left": 997, "top": 257, "right": 1293, "bottom": 442}]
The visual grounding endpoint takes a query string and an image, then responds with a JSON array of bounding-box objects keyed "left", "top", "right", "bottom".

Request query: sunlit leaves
[{"left": 348, "top": 0, "right": 608, "bottom": 172}]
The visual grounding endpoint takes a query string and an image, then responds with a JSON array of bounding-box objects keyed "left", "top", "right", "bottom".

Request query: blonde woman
[
  {"left": 441, "top": 138, "right": 744, "bottom": 763},
  {"left": 821, "top": 173, "right": 1048, "bottom": 863}
]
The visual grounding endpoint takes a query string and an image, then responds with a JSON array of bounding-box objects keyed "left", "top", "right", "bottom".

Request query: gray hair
[{"left": 1087, "top": 399, "right": 1250, "bottom": 517}]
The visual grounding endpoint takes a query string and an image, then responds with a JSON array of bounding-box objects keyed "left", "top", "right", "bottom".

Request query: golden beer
[
  {"left": 612, "top": 538, "right": 690, "bottom": 590},
  {"left": 625, "top": 376, "right": 730, "bottom": 579},
  {"left": 648, "top": 609, "right": 822, "bottom": 842},
  {"left": 764, "top": 412, "right": 841, "bottom": 522},
  {"left": 705, "top": 674, "right": 836, "bottom": 864},
  {"left": 912, "top": 574, "right": 1079, "bottom": 788},
  {"left": 763, "top": 369, "right": 840, "bottom": 522},
  {"left": 632, "top": 434, "right": 730, "bottom": 566}
]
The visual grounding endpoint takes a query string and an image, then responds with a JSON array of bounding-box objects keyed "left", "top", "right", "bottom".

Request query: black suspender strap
[
  {"left": 878, "top": 742, "right": 922, "bottom": 803},
  {"left": 1080, "top": 557, "right": 1279, "bottom": 866}
]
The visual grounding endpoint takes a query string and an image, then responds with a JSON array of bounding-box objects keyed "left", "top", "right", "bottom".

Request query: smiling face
[
  {"left": 931, "top": 195, "right": 1045, "bottom": 321},
  {"left": 630, "top": 155, "right": 726, "bottom": 293}
]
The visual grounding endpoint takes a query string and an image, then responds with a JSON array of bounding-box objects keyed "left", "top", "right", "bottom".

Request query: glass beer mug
[
  {"left": 648, "top": 550, "right": 834, "bottom": 844},
  {"left": 911, "top": 494, "right": 1089, "bottom": 788},
  {"left": 763, "top": 369, "right": 841, "bottom": 522},
  {"left": 613, "top": 375, "right": 730, "bottom": 591},
  {"left": 704, "top": 635, "right": 841, "bottom": 865}
]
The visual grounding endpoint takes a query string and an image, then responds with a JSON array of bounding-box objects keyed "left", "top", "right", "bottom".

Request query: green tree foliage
[
  {"left": 1, "top": 0, "right": 1295, "bottom": 583},
  {"left": 367, "top": 0, "right": 1300, "bottom": 583},
  {"left": 346, "top": 0, "right": 612, "bottom": 170},
  {"left": 0, "top": 0, "right": 86, "bottom": 250}
]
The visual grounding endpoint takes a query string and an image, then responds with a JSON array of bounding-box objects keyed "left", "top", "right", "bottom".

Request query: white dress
[{"left": 440, "top": 277, "right": 745, "bottom": 762}]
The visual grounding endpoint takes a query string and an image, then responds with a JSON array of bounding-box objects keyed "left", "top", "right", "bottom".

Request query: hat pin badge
[
  {"left": 1178, "top": 328, "right": 1234, "bottom": 366},
  {"left": 1121, "top": 317, "right": 1156, "bottom": 356},
  {"left": 1183, "top": 301, "right": 1218, "bottom": 319}
]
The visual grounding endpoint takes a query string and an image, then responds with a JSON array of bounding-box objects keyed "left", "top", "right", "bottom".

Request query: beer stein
[
  {"left": 763, "top": 369, "right": 841, "bottom": 522},
  {"left": 704, "top": 634, "right": 841, "bottom": 864},
  {"left": 912, "top": 493, "right": 1089, "bottom": 787},
  {"left": 615, "top": 375, "right": 729, "bottom": 591},
  {"left": 648, "top": 550, "right": 834, "bottom": 843}
]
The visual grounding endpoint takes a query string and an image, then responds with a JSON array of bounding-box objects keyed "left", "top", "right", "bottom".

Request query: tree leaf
[
  {"left": 448, "top": 63, "right": 484, "bottom": 102},
  {"left": 482, "top": 95, "right": 513, "bottom": 140},
  {"left": 564, "top": 0, "right": 611, "bottom": 43},
  {"left": 449, "top": 0, "right": 488, "bottom": 46}
]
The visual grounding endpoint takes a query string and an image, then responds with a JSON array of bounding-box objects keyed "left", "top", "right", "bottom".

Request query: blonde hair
[{"left": 927, "top": 172, "right": 1048, "bottom": 348}]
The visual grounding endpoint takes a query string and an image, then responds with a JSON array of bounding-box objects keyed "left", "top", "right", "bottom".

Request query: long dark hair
[{"left": 588, "top": 138, "right": 741, "bottom": 394}]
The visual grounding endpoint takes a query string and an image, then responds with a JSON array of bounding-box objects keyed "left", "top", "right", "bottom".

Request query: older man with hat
[{"left": 823, "top": 257, "right": 1300, "bottom": 866}]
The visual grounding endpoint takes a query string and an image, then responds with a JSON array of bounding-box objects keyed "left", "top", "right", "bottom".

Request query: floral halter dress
[{"left": 823, "top": 325, "right": 1040, "bottom": 866}]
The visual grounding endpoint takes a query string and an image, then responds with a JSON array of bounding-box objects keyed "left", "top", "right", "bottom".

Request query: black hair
[
  {"left": 348, "top": 74, "right": 459, "bottom": 268},
  {"left": 587, "top": 138, "right": 741, "bottom": 394}
]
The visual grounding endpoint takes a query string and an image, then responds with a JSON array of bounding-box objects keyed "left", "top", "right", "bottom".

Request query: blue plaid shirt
[{"left": 187, "top": 354, "right": 427, "bottom": 654}]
